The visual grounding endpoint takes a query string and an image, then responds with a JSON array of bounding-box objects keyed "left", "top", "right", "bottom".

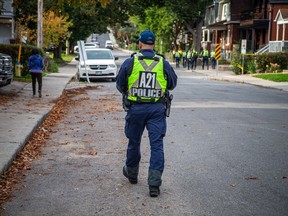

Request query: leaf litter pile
[
  {"left": 0, "top": 86, "right": 100, "bottom": 210},
  {"left": 0, "top": 93, "right": 18, "bottom": 105}
]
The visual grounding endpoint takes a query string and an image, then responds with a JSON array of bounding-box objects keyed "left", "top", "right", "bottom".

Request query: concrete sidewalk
[
  {"left": 0, "top": 61, "right": 77, "bottom": 174},
  {"left": 1, "top": 60, "right": 288, "bottom": 175}
]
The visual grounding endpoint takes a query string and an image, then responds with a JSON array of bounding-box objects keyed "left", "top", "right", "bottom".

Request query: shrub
[
  {"left": 47, "top": 59, "right": 58, "bottom": 73},
  {"left": 231, "top": 51, "right": 242, "bottom": 74},
  {"left": 256, "top": 52, "right": 288, "bottom": 73},
  {"left": 0, "top": 44, "right": 47, "bottom": 77},
  {"left": 247, "top": 60, "right": 257, "bottom": 74}
]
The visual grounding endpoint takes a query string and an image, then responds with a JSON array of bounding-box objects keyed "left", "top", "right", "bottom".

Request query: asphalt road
[{"left": 2, "top": 50, "right": 288, "bottom": 216}]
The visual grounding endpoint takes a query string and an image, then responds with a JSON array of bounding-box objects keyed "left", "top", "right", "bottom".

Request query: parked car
[
  {"left": 76, "top": 48, "right": 118, "bottom": 81},
  {"left": 105, "top": 40, "right": 114, "bottom": 50},
  {"left": 74, "top": 42, "right": 100, "bottom": 53},
  {"left": 0, "top": 53, "right": 13, "bottom": 87}
]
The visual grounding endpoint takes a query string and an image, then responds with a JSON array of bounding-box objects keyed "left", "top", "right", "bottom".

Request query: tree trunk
[{"left": 53, "top": 45, "right": 62, "bottom": 59}]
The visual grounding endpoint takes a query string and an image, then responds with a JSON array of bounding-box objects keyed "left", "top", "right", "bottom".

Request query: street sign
[
  {"left": 77, "top": 40, "right": 90, "bottom": 83},
  {"left": 241, "top": 39, "right": 247, "bottom": 54},
  {"left": 215, "top": 44, "right": 221, "bottom": 60}
]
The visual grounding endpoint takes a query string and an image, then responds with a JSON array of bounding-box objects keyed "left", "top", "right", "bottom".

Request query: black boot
[
  {"left": 149, "top": 186, "right": 160, "bottom": 197},
  {"left": 123, "top": 165, "right": 138, "bottom": 184},
  {"left": 148, "top": 169, "right": 162, "bottom": 197},
  {"left": 38, "top": 90, "right": 42, "bottom": 98}
]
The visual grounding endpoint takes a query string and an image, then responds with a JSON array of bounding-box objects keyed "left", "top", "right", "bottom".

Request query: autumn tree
[
  {"left": 43, "top": 11, "right": 72, "bottom": 58},
  {"left": 15, "top": 10, "right": 72, "bottom": 59}
]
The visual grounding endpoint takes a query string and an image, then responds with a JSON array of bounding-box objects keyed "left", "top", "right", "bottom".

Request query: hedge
[{"left": 0, "top": 44, "right": 46, "bottom": 77}]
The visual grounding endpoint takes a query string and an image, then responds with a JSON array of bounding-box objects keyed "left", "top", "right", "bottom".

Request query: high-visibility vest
[
  {"left": 187, "top": 51, "right": 192, "bottom": 58},
  {"left": 182, "top": 51, "right": 187, "bottom": 58},
  {"left": 192, "top": 51, "right": 198, "bottom": 57},
  {"left": 202, "top": 50, "right": 209, "bottom": 57},
  {"left": 127, "top": 53, "right": 167, "bottom": 103},
  {"left": 175, "top": 52, "right": 180, "bottom": 58},
  {"left": 210, "top": 51, "right": 215, "bottom": 58}
]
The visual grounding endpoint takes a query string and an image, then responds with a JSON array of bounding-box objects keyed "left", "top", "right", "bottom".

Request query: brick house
[
  {"left": 0, "top": 0, "right": 14, "bottom": 44},
  {"left": 239, "top": 0, "right": 288, "bottom": 52},
  {"left": 202, "top": 0, "right": 288, "bottom": 56},
  {"left": 202, "top": 0, "right": 251, "bottom": 58}
]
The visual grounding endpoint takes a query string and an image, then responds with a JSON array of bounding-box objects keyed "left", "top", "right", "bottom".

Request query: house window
[{"left": 222, "top": 3, "right": 228, "bottom": 20}]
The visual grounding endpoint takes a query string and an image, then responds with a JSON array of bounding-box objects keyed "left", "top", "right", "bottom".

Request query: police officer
[
  {"left": 201, "top": 47, "right": 209, "bottom": 70},
  {"left": 116, "top": 30, "right": 177, "bottom": 197},
  {"left": 175, "top": 49, "right": 181, "bottom": 68},
  {"left": 210, "top": 50, "right": 216, "bottom": 69},
  {"left": 187, "top": 49, "right": 192, "bottom": 70},
  {"left": 191, "top": 49, "right": 198, "bottom": 70},
  {"left": 182, "top": 50, "right": 187, "bottom": 68}
]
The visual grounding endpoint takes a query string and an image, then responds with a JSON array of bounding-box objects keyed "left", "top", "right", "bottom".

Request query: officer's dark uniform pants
[
  {"left": 125, "top": 103, "right": 166, "bottom": 187},
  {"left": 182, "top": 57, "right": 187, "bottom": 68},
  {"left": 191, "top": 57, "right": 197, "bottom": 70},
  {"left": 187, "top": 59, "right": 192, "bottom": 70},
  {"left": 211, "top": 57, "right": 216, "bottom": 69},
  {"left": 175, "top": 57, "right": 180, "bottom": 68},
  {"left": 202, "top": 57, "right": 209, "bottom": 69}
]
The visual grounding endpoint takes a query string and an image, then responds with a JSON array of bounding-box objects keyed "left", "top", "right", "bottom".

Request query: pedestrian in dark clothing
[
  {"left": 28, "top": 48, "right": 44, "bottom": 97},
  {"left": 201, "top": 48, "right": 209, "bottom": 70},
  {"left": 116, "top": 30, "right": 177, "bottom": 197},
  {"left": 175, "top": 49, "right": 181, "bottom": 68},
  {"left": 191, "top": 49, "right": 198, "bottom": 70}
]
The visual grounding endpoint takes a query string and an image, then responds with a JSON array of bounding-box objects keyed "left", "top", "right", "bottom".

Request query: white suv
[
  {"left": 76, "top": 48, "right": 118, "bottom": 81},
  {"left": 105, "top": 40, "right": 114, "bottom": 50}
]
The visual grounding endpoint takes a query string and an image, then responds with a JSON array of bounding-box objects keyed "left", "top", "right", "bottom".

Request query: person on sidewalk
[
  {"left": 28, "top": 48, "right": 44, "bottom": 97},
  {"left": 210, "top": 50, "right": 216, "bottom": 69},
  {"left": 201, "top": 47, "right": 209, "bottom": 70},
  {"left": 191, "top": 49, "right": 198, "bottom": 70},
  {"left": 187, "top": 49, "right": 192, "bottom": 70},
  {"left": 116, "top": 30, "right": 177, "bottom": 197},
  {"left": 175, "top": 49, "right": 181, "bottom": 68},
  {"left": 182, "top": 50, "right": 187, "bottom": 68}
]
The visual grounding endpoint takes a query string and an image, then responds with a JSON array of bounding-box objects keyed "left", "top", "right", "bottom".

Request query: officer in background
[
  {"left": 210, "top": 50, "right": 216, "bottom": 69},
  {"left": 186, "top": 49, "right": 192, "bottom": 70},
  {"left": 191, "top": 49, "right": 198, "bottom": 70},
  {"left": 201, "top": 47, "right": 210, "bottom": 70},
  {"left": 182, "top": 49, "right": 187, "bottom": 68},
  {"left": 174, "top": 49, "right": 181, "bottom": 68},
  {"left": 116, "top": 30, "right": 177, "bottom": 197}
]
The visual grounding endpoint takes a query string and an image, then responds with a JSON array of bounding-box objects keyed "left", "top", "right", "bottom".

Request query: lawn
[{"left": 253, "top": 73, "right": 288, "bottom": 82}]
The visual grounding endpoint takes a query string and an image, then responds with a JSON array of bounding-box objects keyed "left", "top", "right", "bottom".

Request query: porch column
[
  {"left": 252, "top": 29, "right": 255, "bottom": 51},
  {"left": 276, "top": 23, "right": 279, "bottom": 41},
  {"left": 202, "top": 30, "right": 205, "bottom": 42},
  {"left": 283, "top": 23, "right": 286, "bottom": 41}
]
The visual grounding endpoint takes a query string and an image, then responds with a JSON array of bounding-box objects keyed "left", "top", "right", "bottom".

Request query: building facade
[
  {"left": 202, "top": 0, "right": 288, "bottom": 57},
  {"left": 0, "top": 0, "right": 14, "bottom": 44}
]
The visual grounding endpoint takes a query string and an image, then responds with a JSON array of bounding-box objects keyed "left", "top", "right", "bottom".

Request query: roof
[{"left": 274, "top": 9, "right": 288, "bottom": 22}]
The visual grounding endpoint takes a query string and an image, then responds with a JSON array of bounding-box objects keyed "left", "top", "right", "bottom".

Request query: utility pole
[{"left": 37, "top": 0, "right": 43, "bottom": 48}]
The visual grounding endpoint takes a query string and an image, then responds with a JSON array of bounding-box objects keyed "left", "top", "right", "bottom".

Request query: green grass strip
[{"left": 254, "top": 74, "right": 288, "bottom": 82}]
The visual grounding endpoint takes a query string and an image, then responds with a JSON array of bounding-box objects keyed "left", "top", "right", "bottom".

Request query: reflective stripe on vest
[{"left": 127, "top": 53, "right": 167, "bottom": 103}]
